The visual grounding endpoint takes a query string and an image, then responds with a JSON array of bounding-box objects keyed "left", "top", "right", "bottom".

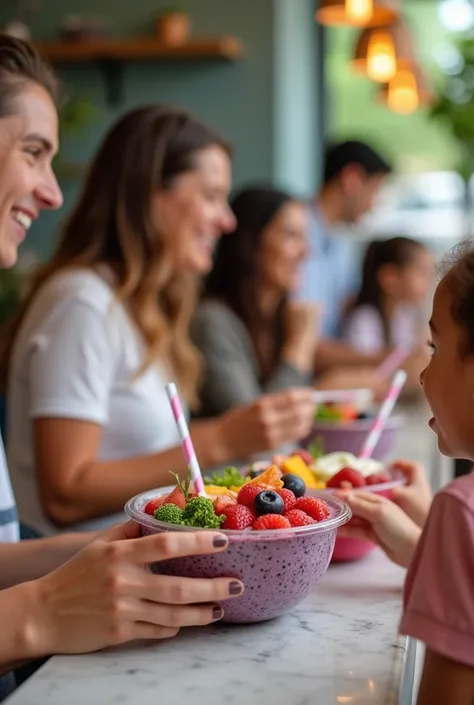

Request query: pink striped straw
[
  {"left": 165, "top": 383, "right": 206, "bottom": 496},
  {"left": 359, "top": 369, "right": 407, "bottom": 460},
  {"left": 376, "top": 346, "right": 411, "bottom": 380}
]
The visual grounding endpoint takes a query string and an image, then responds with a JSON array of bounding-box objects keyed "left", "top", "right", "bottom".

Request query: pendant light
[
  {"left": 316, "top": 0, "right": 398, "bottom": 28},
  {"left": 352, "top": 18, "right": 415, "bottom": 83},
  {"left": 378, "top": 65, "right": 432, "bottom": 114}
]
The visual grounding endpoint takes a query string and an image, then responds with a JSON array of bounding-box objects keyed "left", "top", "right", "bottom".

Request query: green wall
[{"left": 2, "top": 0, "right": 320, "bottom": 258}]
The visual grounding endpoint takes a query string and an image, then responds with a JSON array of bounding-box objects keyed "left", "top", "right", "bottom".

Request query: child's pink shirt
[{"left": 400, "top": 472, "right": 474, "bottom": 667}]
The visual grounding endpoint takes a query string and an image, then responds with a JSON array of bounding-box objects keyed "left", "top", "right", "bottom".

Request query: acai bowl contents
[{"left": 126, "top": 467, "right": 351, "bottom": 623}]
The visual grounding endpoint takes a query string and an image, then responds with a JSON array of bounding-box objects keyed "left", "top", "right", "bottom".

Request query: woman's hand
[
  {"left": 217, "top": 388, "right": 316, "bottom": 458},
  {"left": 337, "top": 491, "right": 421, "bottom": 568},
  {"left": 388, "top": 460, "right": 432, "bottom": 528},
  {"left": 23, "top": 522, "right": 243, "bottom": 657},
  {"left": 316, "top": 366, "right": 389, "bottom": 401}
]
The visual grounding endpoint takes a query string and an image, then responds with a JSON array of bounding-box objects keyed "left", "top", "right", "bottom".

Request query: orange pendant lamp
[
  {"left": 352, "top": 18, "right": 415, "bottom": 83},
  {"left": 316, "top": 0, "right": 398, "bottom": 27},
  {"left": 378, "top": 65, "right": 432, "bottom": 115}
]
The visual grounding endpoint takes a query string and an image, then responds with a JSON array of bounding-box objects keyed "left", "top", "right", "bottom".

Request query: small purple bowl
[
  {"left": 302, "top": 415, "right": 403, "bottom": 461},
  {"left": 125, "top": 487, "right": 351, "bottom": 624}
]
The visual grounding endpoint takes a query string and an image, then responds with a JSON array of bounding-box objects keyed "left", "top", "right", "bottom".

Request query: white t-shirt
[
  {"left": 0, "top": 432, "right": 19, "bottom": 543},
  {"left": 7, "top": 268, "right": 182, "bottom": 536}
]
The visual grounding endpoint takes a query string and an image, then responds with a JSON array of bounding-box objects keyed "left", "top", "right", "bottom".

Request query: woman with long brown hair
[
  {"left": 194, "top": 185, "right": 387, "bottom": 417},
  {"left": 4, "top": 105, "right": 315, "bottom": 537}
]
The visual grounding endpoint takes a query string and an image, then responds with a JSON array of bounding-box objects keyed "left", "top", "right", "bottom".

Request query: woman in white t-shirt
[{"left": 3, "top": 105, "right": 316, "bottom": 536}]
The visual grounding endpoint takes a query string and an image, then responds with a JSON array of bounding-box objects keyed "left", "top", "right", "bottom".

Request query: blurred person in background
[
  {"left": 342, "top": 237, "right": 434, "bottom": 390},
  {"left": 297, "top": 139, "right": 393, "bottom": 371},
  {"left": 3, "top": 106, "right": 316, "bottom": 538},
  {"left": 194, "top": 185, "right": 387, "bottom": 416}
]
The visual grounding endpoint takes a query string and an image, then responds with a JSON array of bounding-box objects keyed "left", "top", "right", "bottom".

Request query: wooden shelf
[
  {"left": 34, "top": 36, "right": 244, "bottom": 106},
  {"left": 34, "top": 36, "right": 244, "bottom": 62}
]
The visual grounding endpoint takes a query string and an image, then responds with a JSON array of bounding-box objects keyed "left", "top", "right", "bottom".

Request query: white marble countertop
[{"left": 8, "top": 550, "right": 409, "bottom": 705}]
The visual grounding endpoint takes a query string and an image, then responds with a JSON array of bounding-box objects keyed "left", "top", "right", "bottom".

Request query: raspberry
[
  {"left": 277, "top": 488, "right": 297, "bottom": 513},
  {"left": 252, "top": 514, "right": 291, "bottom": 531},
  {"left": 222, "top": 505, "right": 256, "bottom": 530},
  {"left": 237, "top": 483, "right": 265, "bottom": 508},
  {"left": 365, "top": 472, "right": 391, "bottom": 486},
  {"left": 326, "top": 467, "right": 366, "bottom": 489},
  {"left": 294, "top": 497, "right": 330, "bottom": 522},
  {"left": 213, "top": 494, "right": 237, "bottom": 515},
  {"left": 284, "top": 509, "right": 316, "bottom": 527}
]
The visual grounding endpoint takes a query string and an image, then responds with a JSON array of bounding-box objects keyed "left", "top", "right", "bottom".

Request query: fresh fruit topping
[
  {"left": 254, "top": 490, "right": 285, "bottom": 516},
  {"left": 281, "top": 473, "right": 306, "bottom": 498},
  {"left": 237, "top": 483, "right": 265, "bottom": 508},
  {"left": 248, "top": 465, "right": 283, "bottom": 490},
  {"left": 294, "top": 497, "right": 330, "bottom": 522},
  {"left": 252, "top": 514, "right": 291, "bottom": 531},
  {"left": 204, "top": 485, "right": 238, "bottom": 498},
  {"left": 213, "top": 494, "right": 237, "bottom": 515},
  {"left": 248, "top": 468, "right": 265, "bottom": 479},
  {"left": 166, "top": 485, "right": 187, "bottom": 510},
  {"left": 204, "top": 466, "right": 245, "bottom": 489},
  {"left": 326, "top": 467, "right": 366, "bottom": 489},
  {"left": 144, "top": 495, "right": 167, "bottom": 515},
  {"left": 284, "top": 509, "right": 316, "bottom": 527},
  {"left": 281, "top": 456, "right": 318, "bottom": 489},
  {"left": 365, "top": 472, "right": 391, "bottom": 486},
  {"left": 291, "top": 449, "right": 314, "bottom": 465},
  {"left": 277, "top": 487, "right": 297, "bottom": 513},
  {"left": 222, "top": 505, "right": 256, "bottom": 530},
  {"left": 181, "top": 497, "right": 224, "bottom": 529},
  {"left": 154, "top": 503, "right": 184, "bottom": 525}
]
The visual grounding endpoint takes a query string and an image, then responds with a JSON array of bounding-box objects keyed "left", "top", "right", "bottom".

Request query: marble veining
[{"left": 8, "top": 550, "right": 407, "bottom": 705}]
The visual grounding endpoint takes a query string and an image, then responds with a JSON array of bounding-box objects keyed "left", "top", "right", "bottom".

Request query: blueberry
[
  {"left": 248, "top": 468, "right": 265, "bottom": 479},
  {"left": 357, "top": 411, "right": 374, "bottom": 420},
  {"left": 254, "top": 490, "right": 284, "bottom": 516},
  {"left": 281, "top": 473, "right": 306, "bottom": 498}
]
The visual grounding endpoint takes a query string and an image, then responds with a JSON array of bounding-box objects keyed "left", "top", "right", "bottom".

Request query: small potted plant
[{"left": 155, "top": 6, "right": 191, "bottom": 46}]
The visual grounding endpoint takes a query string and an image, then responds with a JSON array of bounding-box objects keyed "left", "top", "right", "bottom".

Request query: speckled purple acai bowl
[{"left": 125, "top": 487, "right": 351, "bottom": 624}]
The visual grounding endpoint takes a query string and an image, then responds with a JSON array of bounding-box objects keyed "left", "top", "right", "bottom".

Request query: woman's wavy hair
[{"left": 1, "top": 104, "right": 231, "bottom": 407}]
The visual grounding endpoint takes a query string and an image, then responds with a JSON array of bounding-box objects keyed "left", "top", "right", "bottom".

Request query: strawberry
[
  {"left": 366, "top": 472, "right": 391, "bottom": 486},
  {"left": 166, "top": 485, "right": 187, "bottom": 509},
  {"left": 326, "top": 467, "right": 366, "bottom": 489},
  {"left": 284, "top": 509, "right": 316, "bottom": 527},
  {"left": 294, "top": 496, "right": 330, "bottom": 522},
  {"left": 252, "top": 514, "right": 291, "bottom": 531},
  {"left": 277, "top": 488, "right": 297, "bottom": 513},
  {"left": 144, "top": 495, "right": 167, "bottom": 515},
  {"left": 222, "top": 505, "right": 256, "bottom": 530},
  {"left": 291, "top": 449, "right": 314, "bottom": 465},
  {"left": 213, "top": 494, "right": 237, "bottom": 515},
  {"left": 237, "top": 483, "right": 265, "bottom": 509}
]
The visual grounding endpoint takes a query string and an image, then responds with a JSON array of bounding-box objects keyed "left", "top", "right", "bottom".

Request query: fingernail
[
  {"left": 213, "top": 606, "right": 224, "bottom": 620},
  {"left": 213, "top": 535, "right": 227, "bottom": 548},
  {"left": 229, "top": 581, "right": 243, "bottom": 595}
]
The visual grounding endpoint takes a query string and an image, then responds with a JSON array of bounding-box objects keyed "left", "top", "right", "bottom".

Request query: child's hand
[
  {"left": 337, "top": 491, "right": 421, "bottom": 568},
  {"left": 389, "top": 460, "right": 432, "bottom": 528}
]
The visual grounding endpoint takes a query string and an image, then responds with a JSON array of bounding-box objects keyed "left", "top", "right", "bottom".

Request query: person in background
[
  {"left": 342, "top": 237, "right": 434, "bottom": 355},
  {"left": 341, "top": 236, "right": 434, "bottom": 390},
  {"left": 341, "top": 240, "right": 474, "bottom": 704},
  {"left": 297, "top": 139, "right": 392, "bottom": 370},
  {"left": 194, "top": 185, "right": 387, "bottom": 416},
  {"left": 0, "top": 34, "right": 243, "bottom": 695},
  {"left": 3, "top": 107, "right": 316, "bottom": 539}
]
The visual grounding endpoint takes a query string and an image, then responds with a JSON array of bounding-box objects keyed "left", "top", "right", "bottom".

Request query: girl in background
[{"left": 342, "top": 236, "right": 434, "bottom": 355}]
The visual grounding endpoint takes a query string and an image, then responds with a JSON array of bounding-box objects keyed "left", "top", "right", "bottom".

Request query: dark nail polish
[
  {"left": 213, "top": 536, "right": 227, "bottom": 548},
  {"left": 229, "top": 581, "right": 243, "bottom": 596},
  {"left": 213, "top": 606, "right": 223, "bottom": 620}
]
